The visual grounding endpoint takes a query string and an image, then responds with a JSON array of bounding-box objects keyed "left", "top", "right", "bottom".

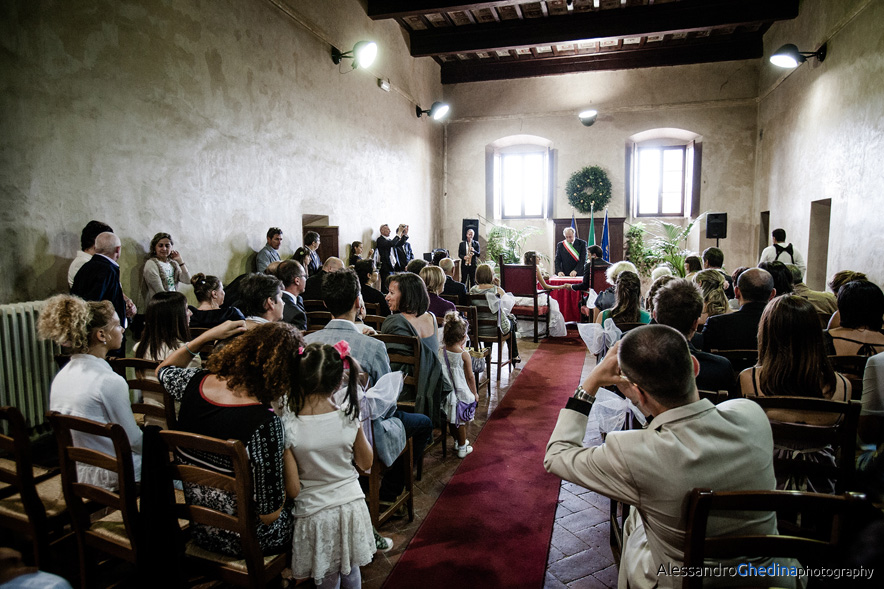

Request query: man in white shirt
[
  {"left": 256, "top": 227, "right": 283, "bottom": 273},
  {"left": 759, "top": 228, "right": 806, "bottom": 275}
]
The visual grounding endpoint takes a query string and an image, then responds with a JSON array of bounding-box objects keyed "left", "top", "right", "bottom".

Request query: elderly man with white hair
[{"left": 554, "top": 227, "right": 587, "bottom": 277}]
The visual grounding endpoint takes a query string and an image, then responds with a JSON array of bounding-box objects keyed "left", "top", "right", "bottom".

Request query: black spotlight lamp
[
  {"left": 416, "top": 102, "right": 450, "bottom": 121},
  {"left": 331, "top": 41, "right": 378, "bottom": 69},
  {"left": 769, "top": 43, "right": 827, "bottom": 68},
  {"left": 578, "top": 109, "right": 598, "bottom": 127}
]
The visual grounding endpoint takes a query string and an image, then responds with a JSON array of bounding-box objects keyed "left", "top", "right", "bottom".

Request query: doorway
[
  {"left": 302, "top": 215, "right": 339, "bottom": 266},
  {"left": 806, "top": 199, "right": 832, "bottom": 290},
  {"left": 758, "top": 211, "right": 769, "bottom": 261}
]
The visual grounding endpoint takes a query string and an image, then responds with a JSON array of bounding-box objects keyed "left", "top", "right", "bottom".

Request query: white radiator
[{"left": 0, "top": 301, "right": 60, "bottom": 431}]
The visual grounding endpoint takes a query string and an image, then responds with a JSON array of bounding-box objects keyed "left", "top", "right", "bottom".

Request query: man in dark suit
[
  {"left": 702, "top": 268, "right": 775, "bottom": 354},
  {"left": 457, "top": 227, "right": 480, "bottom": 289},
  {"left": 303, "top": 257, "right": 344, "bottom": 302},
  {"left": 274, "top": 260, "right": 308, "bottom": 331},
  {"left": 554, "top": 227, "right": 587, "bottom": 277},
  {"left": 654, "top": 278, "right": 734, "bottom": 394},
  {"left": 304, "top": 231, "right": 322, "bottom": 276},
  {"left": 439, "top": 257, "right": 468, "bottom": 305},
  {"left": 376, "top": 223, "right": 406, "bottom": 292},
  {"left": 70, "top": 232, "right": 127, "bottom": 356}
]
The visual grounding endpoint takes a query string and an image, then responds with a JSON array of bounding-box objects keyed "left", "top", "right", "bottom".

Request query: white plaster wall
[
  {"left": 756, "top": 0, "right": 884, "bottom": 288},
  {"left": 0, "top": 0, "right": 443, "bottom": 305},
  {"left": 442, "top": 62, "right": 759, "bottom": 272}
]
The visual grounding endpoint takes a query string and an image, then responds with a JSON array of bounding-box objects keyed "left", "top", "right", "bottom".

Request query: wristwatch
[{"left": 573, "top": 385, "right": 596, "bottom": 403}]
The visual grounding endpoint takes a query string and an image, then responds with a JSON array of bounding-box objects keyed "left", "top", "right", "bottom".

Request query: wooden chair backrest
[
  {"left": 46, "top": 411, "right": 140, "bottom": 547},
  {"left": 710, "top": 349, "right": 759, "bottom": 374},
  {"left": 372, "top": 334, "right": 421, "bottom": 392},
  {"left": 363, "top": 302, "right": 379, "bottom": 315},
  {"left": 697, "top": 390, "right": 728, "bottom": 404},
  {"left": 828, "top": 355, "right": 868, "bottom": 379},
  {"left": 613, "top": 321, "right": 644, "bottom": 333},
  {"left": 498, "top": 254, "right": 541, "bottom": 298},
  {"left": 750, "top": 396, "right": 861, "bottom": 493},
  {"left": 106, "top": 357, "right": 176, "bottom": 429},
  {"left": 468, "top": 294, "right": 503, "bottom": 341},
  {"left": 306, "top": 311, "right": 333, "bottom": 330},
  {"left": 439, "top": 294, "right": 459, "bottom": 305},
  {"left": 362, "top": 314, "right": 385, "bottom": 332},
  {"left": 0, "top": 406, "right": 46, "bottom": 516},
  {"left": 682, "top": 488, "right": 879, "bottom": 589},
  {"left": 302, "top": 299, "right": 327, "bottom": 312}
]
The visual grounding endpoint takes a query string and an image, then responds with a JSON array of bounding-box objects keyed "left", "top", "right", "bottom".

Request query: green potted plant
[{"left": 485, "top": 223, "right": 542, "bottom": 268}]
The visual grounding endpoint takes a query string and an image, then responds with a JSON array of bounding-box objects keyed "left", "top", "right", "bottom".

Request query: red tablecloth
[{"left": 545, "top": 276, "right": 583, "bottom": 323}]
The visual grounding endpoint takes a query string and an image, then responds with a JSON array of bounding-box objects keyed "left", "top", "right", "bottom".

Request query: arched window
[
  {"left": 628, "top": 128, "right": 702, "bottom": 218},
  {"left": 487, "top": 135, "right": 553, "bottom": 220}
]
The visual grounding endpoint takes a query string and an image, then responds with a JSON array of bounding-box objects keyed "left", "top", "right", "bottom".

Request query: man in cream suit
[{"left": 544, "top": 325, "right": 791, "bottom": 589}]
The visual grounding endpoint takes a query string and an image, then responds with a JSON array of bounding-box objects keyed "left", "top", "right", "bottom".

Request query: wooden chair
[
  {"left": 357, "top": 437, "right": 415, "bottom": 527},
  {"left": 456, "top": 305, "right": 490, "bottom": 398},
  {"left": 750, "top": 397, "right": 861, "bottom": 494},
  {"left": 362, "top": 314, "right": 385, "bottom": 333},
  {"left": 106, "top": 357, "right": 176, "bottom": 430},
  {"left": 158, "top": 430, "right": 289, "bottom": 588},
  {"left": 302, "top": 299, "right": 326, "bottom": 312},
  {"left": 682, "top": 488, "right": 881, "bottom": 589},
  {"left": 498, "top": 254, "right": 550, "bottom": 343},
  {"left": 363, "top": 301, "right": 379, "bottom": 315},
  {"left": 612, "top": 321, "right": 644, "bottom": 333},
  {"left": 829, "top": 355, "right": 868, "bottom": 400},
  {"left": 468, "top": 294, "right": 514, "bottom": 382},
  {"left": 817, "top": 311, "right": 833, "bottom": 329},
  {"left": 0, "top": 406, "right": 68, "bottom": 569},
  {"left": 47, "top": 411, "right": 142, "bottom": 589},
  {"left": 440, "top": 294, "right": 459, "bottom": 305},
  {"left": 306, "top": 310, "right": 333, "bottom": 331},
  {"left": 710, "top": 349, "right": 758, "bottom": 375},
  {"left": 697, "top": 389, "right": 728, "bottom": 404}
]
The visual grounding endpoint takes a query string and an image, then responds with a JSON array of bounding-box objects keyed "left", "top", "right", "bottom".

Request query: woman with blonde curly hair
[
  {"left": 39, "top": 295, "right": 141, "bottom": 490},
  {"left": 694, "top": 268, "right": 730, "bottom": 326},
  {"left": 156, "top": 320, "right": 300, "bottom": 557}
]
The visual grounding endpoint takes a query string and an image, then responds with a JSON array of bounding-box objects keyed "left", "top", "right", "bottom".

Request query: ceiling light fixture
[
  {"left": 578, "top": 109, "right": 598, "bottom": 127},
  {"left": 416, "top": 102, "right": 450, "bottom": 121},
  {"left": 769, "top": 43, "right": 827, "bottom": 68},
  {"left": 331, "top": 41, "right": 378, "bottom": 70}
]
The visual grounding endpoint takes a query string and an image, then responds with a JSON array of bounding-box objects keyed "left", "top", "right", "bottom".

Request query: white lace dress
[
  {"left": 513, "top": 293, "right": 567, "bottom": 338},
  {"left": 279, "top": 409, "right": 375, "bottom": 581},
  {"left": 439, "top": 348, "right": 476, "bottom": 426}
]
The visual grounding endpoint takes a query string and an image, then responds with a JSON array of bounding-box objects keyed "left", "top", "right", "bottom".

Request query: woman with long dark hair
[
  {"left": 825, "top": 280, "right": 884, "bottom": 356},
  {"left": 596, "top": 271, "right": 649, "bottom": 326}
]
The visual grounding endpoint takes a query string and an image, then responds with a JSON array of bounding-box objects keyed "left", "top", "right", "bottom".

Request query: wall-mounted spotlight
[
  {"left": 331, "top": 41, "right": 378, "bottom": 70},
  {"left": 578, "top": 109, "right": 598, "bottom": 127},
  {"left": 416, "top": 101, "right": 450, "bottom": 121},
  {"left": 769, "top": 43, "right": 827, "bottom": 68}
]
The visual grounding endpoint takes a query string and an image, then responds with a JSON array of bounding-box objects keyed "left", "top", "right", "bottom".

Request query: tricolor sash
[{"left": 563, "top": 240, "right": 580, "bottom": 262}]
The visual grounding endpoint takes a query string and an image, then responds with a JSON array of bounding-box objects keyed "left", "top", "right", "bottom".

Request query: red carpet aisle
[{"left": 383, "top": 335, "right": 587, "bottom": 589}]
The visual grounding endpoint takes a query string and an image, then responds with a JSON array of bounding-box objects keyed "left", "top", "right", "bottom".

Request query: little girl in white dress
[
  {"left": 438, "top": 312, "right": 479, "bottom": 458},
  {"left": 279, "top": 341, "right": 375, "bottom": 589}
]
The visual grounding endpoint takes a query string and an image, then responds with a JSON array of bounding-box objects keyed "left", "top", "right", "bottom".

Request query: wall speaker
[
  {"left": 706, "top": 213, "right": 728, "bottom": 239},
  {"left": 462, "top": 218, "right": 479, "bottom": 241}
]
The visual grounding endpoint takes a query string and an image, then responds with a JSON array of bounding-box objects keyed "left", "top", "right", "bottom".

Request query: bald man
[
  {"left": 71, "top": 232, "right": 128, "bottom": 356},
  {"left": 554, "top": 227, "right": 587, "bottom": 277},
  {"left": 303, "top": 256, "right": 344, "bottom": 302}
]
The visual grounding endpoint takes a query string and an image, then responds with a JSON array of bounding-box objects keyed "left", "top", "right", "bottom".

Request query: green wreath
[{"left": 566, "top": 166, "right": 612, "bottom": 214}]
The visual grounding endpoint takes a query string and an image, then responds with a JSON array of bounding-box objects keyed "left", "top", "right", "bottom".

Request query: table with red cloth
[{"left": 544, "top": 276, "right": 583, "bottom": 323}]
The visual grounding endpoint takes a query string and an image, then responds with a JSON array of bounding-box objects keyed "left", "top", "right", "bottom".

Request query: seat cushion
[
  {"left": 185, "top": 539, "right": 285, "bottom": 573},
  {"left": 0, "top": 474, "right": 66, "bottom": 520},
  {"left": 512, "top": 305, "right": 549, "bottom": 316}
]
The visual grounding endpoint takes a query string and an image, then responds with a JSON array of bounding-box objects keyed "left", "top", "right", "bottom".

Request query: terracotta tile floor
[{"left": 362, "top": 332, "right": 617, "bottom": 589}]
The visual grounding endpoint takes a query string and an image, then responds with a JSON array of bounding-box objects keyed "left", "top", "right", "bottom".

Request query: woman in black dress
[
  {"left": 188, "top": 273, "right": 245, "bottom": 328},
  {"left": 354, "top": 259, "right": 390, "bottom": 316}
]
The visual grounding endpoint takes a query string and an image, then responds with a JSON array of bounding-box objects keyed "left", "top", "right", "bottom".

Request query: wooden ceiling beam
[
  {"left": 440, "top": 33, "right": 763, "bottom": 84},
  {"left": 368, "top": 1, "right": 525, "bottom": 20},
  {"left": 407, "top": 0, "right": 797, "bottom": 56}
]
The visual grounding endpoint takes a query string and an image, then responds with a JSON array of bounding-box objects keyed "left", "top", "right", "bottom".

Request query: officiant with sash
[
  {"left": 555, "top": 227, "right": 587, "bottom": 277},
  {"left": 458, "top": 227, "right": 480, "bottom": 289}
]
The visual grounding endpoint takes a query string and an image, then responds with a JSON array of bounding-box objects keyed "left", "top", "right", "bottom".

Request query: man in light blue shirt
[{"left": 256, "top": 227, "right": 283, "bottom": 273}]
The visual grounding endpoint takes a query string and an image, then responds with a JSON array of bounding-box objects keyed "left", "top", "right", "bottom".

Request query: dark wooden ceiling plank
[
  {"left": 368, "top": 1, "right": 529, "bottom": 19},
  {"left": 440, "top": 34, "right": 762, "bottom": 84},
  {"left": 408, "top": 0, "right": 797, "bottom": 56}
]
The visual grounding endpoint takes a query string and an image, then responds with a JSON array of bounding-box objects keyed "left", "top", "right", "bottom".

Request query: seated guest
[
  {"left": 469, "top": 263, "right": 519, "bottom": 363},
  {"left": 825, "top": 280, "right": 884, "bottom": 356},
  {"left": 303, "top": 257, "right": 344, "bottom": 302},
  {"left": 420, "top": 265, "right": 456, "bottom": 318},
  {"left": 273, "top": 260, "right": 307, "bottom": 331},
  {"left": 740, "top": 295, "right": 850, "bottom": 492},
  {"left": 650, "top": 265, "right": 672, "bottom": 282},
  {"left": 729, "top": 266, "right": 750, "bottom": 309},
  {"left": 68, "top": 220, "right": 112, "bottom": 287},
  {"left": 654, "top": 279, "right": 734, "bottom": 393},
  {"left": 693, "top": 268, "right": 730, "bottom": 326},
  {"left": 431, "top": 248, "right": 449, "bottom": 266},
  {"left": 683, "top": 255, "right": 702, "bottom": 280},
  {"left": 157, "top": 321, "right": 296, "bottom": 557},
  {"left": 291, "top": 246, "right": 311, "bottom": 271},
  {"left": 572, "top": 259, "right": 635, "bottom": 312},
  {"left": 354, "top": 259, "right": 390, "bottom": 316},
  {"left": 39, "top": 295, "right": 142, "bottom": 490},
  {"left": 189, "top": 273, "right": 245, "bottom": 328},
  {"left": 439, "top": 257, "right": 468, "bottom": 305},
  {"left": 702, "top": 246, "right": 734, "bottom": 299},
  {"left": 857, "top": 352, "right": 884, "bottom": 501},
  {"left": 595, "top": 271, "right": 649, "bottom": 326},
  {"left": 406, "top": 258, "right": 427, "bottom": 274},
  {"left": 143, "top": 232, "right": 191, "bottom": 301},
  {"left": 703, "top": 268, "right": 775, "bottom": 353},
  {"left": 826, "top": 270, "right": 868, "bottom": 329},
  {"left": 256, "top": 227, "right": 283, "bottom": 273},
  {"left": 237, "top": 273, "right": 284, "bottom": 327},
  {"left": 348, "top": 240, "right": 372, "bottom": 267},
  {"left": 303, "top": 231, "right": 321, "bottom": 275},
  {"left": 382, "top": 272, "right": 450, "bottom": 420},
  {"left": 644, "top": 274, "right": 675, "bottom": 317},
  {"left": 545, "top": 326, "right": 785, "bottom": 589},
  {"left": 788, "top": 264, "right": 837, "bottom": 315},
  {"left": 134, "top": 291, "right": 200, "bottom": 376},
  {"left": 759, "top": 260, "right": 793, "bottom": 296}
]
